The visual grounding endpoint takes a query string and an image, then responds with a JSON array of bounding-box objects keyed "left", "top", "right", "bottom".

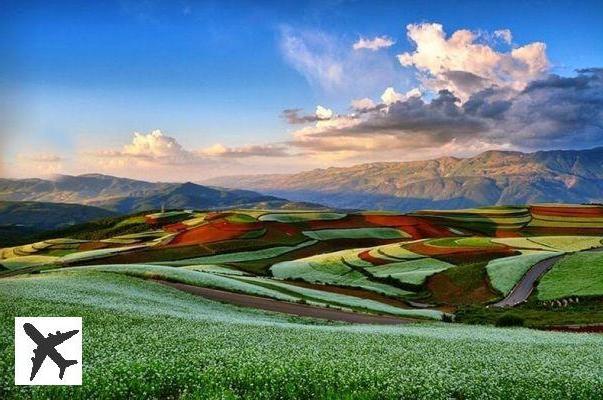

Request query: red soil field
[
  {"left": 169, "top": 218, "right": 263, "bottom": 246},
  {"left": 358, "top": 249, "right": 391, "bottom": 266},
  {"left": 530, "top": 204, "right": 603, "bottom": 217}
]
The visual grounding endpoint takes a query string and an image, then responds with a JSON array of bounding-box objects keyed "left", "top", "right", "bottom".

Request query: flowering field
[{"left": 1, "top": 270, "right": 602, "bottom": 400}]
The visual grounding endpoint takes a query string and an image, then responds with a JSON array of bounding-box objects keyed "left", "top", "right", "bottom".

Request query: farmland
[
  {"left": 1, "top": 270, "right": 602, "bottom": 400},
  {"left": 1, "top": 204, "right": 603, "bottom": 398},
  {"left": 2, "top": 205, "right": 603, "bottom": 326}
]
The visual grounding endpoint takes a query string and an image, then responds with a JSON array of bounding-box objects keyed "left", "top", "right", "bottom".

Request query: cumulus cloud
[
  {"left": 286, "top": 69, "right": 603, "bottom": 156},
  {"left": 381, "top": 87, "right": 421, "bottom": 105},
  {"left": 90, "top": 130, "right": 202, "bottom": 166},
  {"left": 351, "top": 97, "right": 377, "bottom": 111},
  {"left": 397, "top": 23, "right": 548, "bottom": 101},
  {"left": 353, "top": 36, "right": 395, "bottom": 51}
]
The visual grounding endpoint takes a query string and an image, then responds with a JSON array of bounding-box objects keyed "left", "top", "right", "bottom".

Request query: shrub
[
  {"left": 495, "top": 313, "right": 525, "bottom": 327},
  {"left": 441, "top": 313, "right": 455, "bottom": 323}
]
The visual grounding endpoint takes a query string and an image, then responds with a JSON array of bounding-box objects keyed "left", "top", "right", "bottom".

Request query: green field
[
  {"left": 271, "top": 250, "right": 412, "bottom": 297},
  {"left": 538, "top": 252, "right": 603, "bottom": 300},
  {"left": 365, "top": 258, "right": 454, "bottom": 286},
  {"left": 487, "top": 251, "right": 562, "bottom": 296},
  {"left": 1, "top": 271, "right": 602, "bottom": 400},
  {"left": 302, "top": 228, "right": 411, "bottom": 240},
  {"left": 157, "top": 240, "right": 317, "bottom": 266}
]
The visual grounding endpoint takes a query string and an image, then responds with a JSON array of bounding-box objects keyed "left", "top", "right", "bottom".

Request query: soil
[{"left": 158, "top": 280, "right": 416, "bottom": 325}]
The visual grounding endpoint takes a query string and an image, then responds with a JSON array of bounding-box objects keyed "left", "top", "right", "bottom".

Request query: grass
[
  {"left": 1, "top": 271, "right": 602, "bottom": 399},
  {"left": 526, "top": 236, "right": 603, "bottom": 252},
  {"left": 486, "top": 251, "right": 562, "bottom": 296},
  {"left": 365, "top": 258, "right": 454, "bottom": 286},
  {"left": 258, "top": 212, "right": 347, "bottom": 223},
  {"left": 302, "top": 228, "right": 410, "bottom": 240},
  {"left": 0, "top": 255, "right": 59, "bottom": 270},
  {"left": 67, "top": 264, "right": 300, "bottom": 301},
  {"left": 235, "top": 276, "right": 443, "bottom": 320},
  {"left": 271, "top": 251, "right": 412, "bottom": 298},
  {"left": 537, "top": 252, "right": 603, "bottom": 300}
]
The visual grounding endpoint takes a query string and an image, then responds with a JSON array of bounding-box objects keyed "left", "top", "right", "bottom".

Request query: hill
[
  {"left": 2, "top": 204, "right": 602, "bottom": 330},
  {"left": 205, "top": 147, "right": 603, "bottom": 211},
  {"left": 0, "top": 174, "right": 322, "bottom": 214}
]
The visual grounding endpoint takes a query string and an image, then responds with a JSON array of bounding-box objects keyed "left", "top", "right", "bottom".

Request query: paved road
[
  {"left": 158, "top": 280, "right": 415, "bottom": 325},
  {"left": 492, "top": 254, "right": 565, "bottom": 308}
]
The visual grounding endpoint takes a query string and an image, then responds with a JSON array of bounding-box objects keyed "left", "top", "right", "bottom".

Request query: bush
[
  {"left": 495, "top": 313, "right": 524, "bottom": 327},
  {"left": 441, "top": 314, "right": 456, "bottom": 323}
]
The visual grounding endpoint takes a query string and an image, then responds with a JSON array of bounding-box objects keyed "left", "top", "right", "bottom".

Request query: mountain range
[
  {"left": 205, "top": 147, "right": 603, "bottom": 211},
  {"left": 0, "top": 174, "right": 321, "bottom": 214}
]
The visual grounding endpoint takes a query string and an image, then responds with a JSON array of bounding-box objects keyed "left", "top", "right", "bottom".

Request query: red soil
[
  {"left": 427, "top": 274, "right": 497, "bottom": 304},
  {"left": 169, "top": 218, "right": 263, "bottom": 246},
  {"left": 284, "top": 280, "right": 411, "bottom": 308},
  {"left": 358, "top": 249, "right": 391, "bottom": 266},
  {"left": 530, "top": 204, "right": 603, "bottom": 217},
  {"left": 78, "top": 242, "right": 111, "bottom": 251}
]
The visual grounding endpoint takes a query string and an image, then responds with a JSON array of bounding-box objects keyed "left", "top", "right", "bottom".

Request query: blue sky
[{"left": 1, "top": 0, "right": 602, "bottom": 180}]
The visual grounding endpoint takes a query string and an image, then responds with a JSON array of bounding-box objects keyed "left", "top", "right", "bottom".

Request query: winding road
[{"left": 492, "top": 254, "right": 564, "bottom": 308}]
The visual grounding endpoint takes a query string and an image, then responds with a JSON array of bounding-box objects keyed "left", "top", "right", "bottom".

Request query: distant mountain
[
  {"left": 0, "top": 201, "right": 118, "bottom": 246},
  {"left": 205, "top": 147, "right": 603, "bottom": 211},
  {"left": 0, "top": 174, "right": 322, "bottom": 214}
]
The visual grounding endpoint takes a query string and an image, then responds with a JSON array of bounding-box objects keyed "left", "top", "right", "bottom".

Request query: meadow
[{"left": 1, "top": 270, "right": 602, "bottom": 400}]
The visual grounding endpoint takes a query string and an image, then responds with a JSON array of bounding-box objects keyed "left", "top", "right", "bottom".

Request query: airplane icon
[{"left": 23, "top": 323, "right": 79, "bottom": 381}]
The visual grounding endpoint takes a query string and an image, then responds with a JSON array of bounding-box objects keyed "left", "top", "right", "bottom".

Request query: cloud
[
  {"left": 351, "top": 97, "right": 376, "bottom": 111},
  {"left": 353, "top": 36, "right": 395, "bottom": 51},
  {"left": 90, "top": 130, "right": 201, "bottom": 165},
  {"left": 381, "top": 87, "right": 421, "bottom": 105},
  {"left": 397, "top": 23, "right": 548, "bottom": 101},
  {"left": 201, "top": 143, "right": 290, "bottom": 158},
  {"left": 11, "top": 153, "right": 65, "bottom": 177},
  {"left": 280, "top": 28, "right": 344, "bottom": 91},
  {"left": 282, "top": 105, "right": 333, "bottom": 124},
  {"left": 286, "top": 69, "right": 603, "bottom": 157},
  {"left": 18, "top": 153, "right": 63, "bottom": 163},
  {"left": 279, "top": 26, "right": 409, "bottom": 96},
  {"left": 494, "top": 29, "right": 512, "bottom": 45}
]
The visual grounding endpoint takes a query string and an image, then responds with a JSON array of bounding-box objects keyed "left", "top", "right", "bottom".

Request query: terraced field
[
  {"left": 2, "top": 205, "right": 603, "bottom": 326},
  {"left": 2, "top": 204, "right": 603, "bottom": 399}
]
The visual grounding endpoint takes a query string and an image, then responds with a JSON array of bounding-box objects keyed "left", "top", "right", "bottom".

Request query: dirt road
[{"left": 158, "top": 280, "right": 415, "bottom": 324}]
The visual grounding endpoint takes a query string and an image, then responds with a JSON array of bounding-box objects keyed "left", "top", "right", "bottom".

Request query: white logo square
[{"left": 14, "top": 317, "right": 82, "bottom": 385}]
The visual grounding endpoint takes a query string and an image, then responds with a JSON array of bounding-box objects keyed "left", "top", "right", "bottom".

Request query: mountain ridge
[
  {"left": 204, "top": 147, "right": 603, "bottom": 211},
  {"left": 0, "top": 174, "right": 324, "bottom": 214}
]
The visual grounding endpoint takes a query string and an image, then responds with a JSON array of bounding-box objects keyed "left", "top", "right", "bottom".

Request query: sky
[{"left": 1, "top": 0, "right": 602, "bottom": 181}]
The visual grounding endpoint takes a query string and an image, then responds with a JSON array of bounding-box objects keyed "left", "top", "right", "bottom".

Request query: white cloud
[
  {"left": 494, "top": 29, "right": 512, "bottom": 45},
  {"left": 11, "top": 153, "right": 64, "bottom": 177},
  {"left": 122, "top": 130, "right": 190, "bottom": 159},
  {"left": 88, "top": 130, "right": 205, "bottom": 168},
  {"left": 351, "top": 97, "right": 376, "bottom": 110},
  {"left": 397, "top": 23, "right": 548, "bottom": 101},
  {"left": 279, "top": 26, "right": 408, "bottom": 96},
  {"left": 280, "top": 28, "right": 344, "bottom": 91},
  {"left": 315, "top": 105, "right": 333, "bottom": 120},
  {"left": 201, "top": 143, "right": 289, "bottom": 158},
  {"left": 353, "top": 36, "right": 395, "bottom": 51},
  {"left": 381, "top": 87, "right": 421, "bottom": 105}
]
